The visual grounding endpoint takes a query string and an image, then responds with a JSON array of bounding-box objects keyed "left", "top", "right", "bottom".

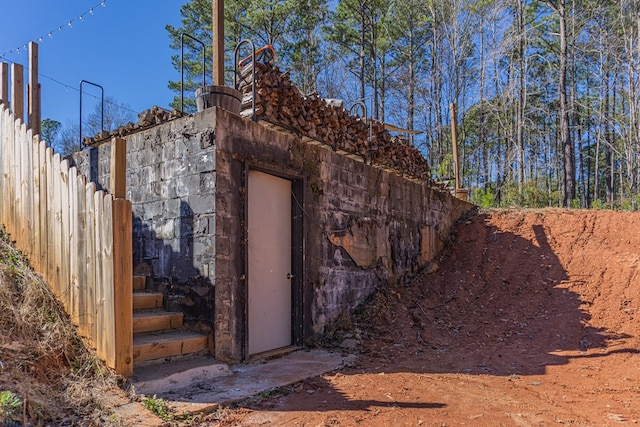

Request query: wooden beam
[
  {"left": 212, "top": 0, "right": 225, "bottom": 86},
  {"left": 112, "top": 197, "right": 133, "bottom": 376},
  {"left": 0, "top": 62, "right": 8, "bottom": 107},
  {"left": 11, "top": 63, "right": 24, "bottom": 122},
  {"left": 109, "top": 137, "right": 126, "bottom": 198},
  {"left": 28, "top": 42, "right": 41, "bottom": 137}
]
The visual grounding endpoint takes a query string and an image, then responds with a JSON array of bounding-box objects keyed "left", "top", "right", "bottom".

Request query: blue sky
[{"left": 1, "top": 0, "right": 190, "bottom": 127}]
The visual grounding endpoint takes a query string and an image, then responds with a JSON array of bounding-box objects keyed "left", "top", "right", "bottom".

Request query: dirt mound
[{"left": 217, "top": 209, "right": 640, "bottom": 426}]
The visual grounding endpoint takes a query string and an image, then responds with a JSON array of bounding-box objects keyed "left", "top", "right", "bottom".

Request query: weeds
[
  {"left": 143, "top": 395, "right": 173, "bottom": 422},
  {"left": 0, "top": 229, "right": 119, "bottom": 424},
  {"left": 0, "top": 390, "right": 21, "bottom": 422}
]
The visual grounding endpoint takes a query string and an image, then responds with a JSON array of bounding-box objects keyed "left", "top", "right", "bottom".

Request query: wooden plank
[
  {"left": 17, "top": 123, "right": 28, "bottom": 255},
  {"left": 28, "top": 42, "right": 40, "bottom": 137},
  {"left": 10, "top": 116, "right": 19, "bottom": 238},
  {"left": 52, "top": 153, "right": 62, "bottom": 296},
  {"left": 112, "top": 197, "right": 133, "bottom": 376},
  {"left": 10, "top": 63, "right": 23, "bottom": 123},
  {"left": 59, "top": 159, "right": 70, "bottom": 309},
  {"left": 93, "top": 190, "right": 107, "bottom": 363},
  {"left": 101, "top": 194, "right": 116, "bottom": 369},
  {"left": 75, "top": 174, "right": 87, "bottom": 336},
  {"left": 22, "top": 127, "right": 34, "bottom": 260},
  {"left": 0, "top": 108, "right": 4, "bottom": 224},
  {"left": 85, "top": 182, "right": 97, "bottom": 345},
  {"left": 133, "top": 330, "right": 208, "bottom": 362},
  {"left": 0, "top": 108, "right": 7, "bottom": 227},
  {"left": 68, "top": 166, "right": 79, "bottom": 323},
  {"left": 110, "top": 137, "right": 126, "bottom": 199},
  {"left": 31, "top": 135, "right": 41, "bottom": 272},
  {"left": 0, "top": 62, "right": 8, "bottom": 107},
  {"left": 133, "top": 275, "right": 147, "bottom": 291},
  {"left": 10, "top": 120, "right": 21, "bottom": 244},
  {"left": 45, "top": 147, "right": 55, "bottom": 284},
  {"left": 38, "top": 141, "right": 48, "bottom": 273},
  {"left": 133, "top": 311, "right": 183, "bottom": 334},
  {"left": 132, "top": 292, "right": 163, "bottom": 310}
]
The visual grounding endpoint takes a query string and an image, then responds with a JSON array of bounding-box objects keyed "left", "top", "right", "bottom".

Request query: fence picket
[
  {"left": 85, "top": 182, "right": 97, "bottom": 345},
  {"left": 31, "top": 135, "right": 40, "bottom": 272},
  {"left": 69, "top": 166, "right": 78, "bottom": 323},
  {"left": 38, "top": 141, "right": 47, "bottom": 272},
  {"left": 76, "top": 175, "right": 87, "bottom": 337},
  {"left": 60, "top": 159, "right": 70, "bottom": 310}
]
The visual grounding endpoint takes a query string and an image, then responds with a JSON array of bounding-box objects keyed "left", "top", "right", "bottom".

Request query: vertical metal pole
[
  {"left": 79, "top": 80, "right": 104, "bottom": 149},
  {"left": 212, "top": 0, "right": 225, "bottom": 86},
  {"left": 450, "top": 103, "right": 461, "bottom": 191},
  {"left": 181, "top": 33, "right": 206, "bottom": 114}
]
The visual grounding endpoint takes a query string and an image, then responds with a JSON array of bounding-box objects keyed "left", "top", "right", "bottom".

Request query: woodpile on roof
[
  {"left": 83, "top": 106, "right": 183, "bottom": 146},
  {"left": 237, "top": 62, "right": 431, "bottom": 181}
]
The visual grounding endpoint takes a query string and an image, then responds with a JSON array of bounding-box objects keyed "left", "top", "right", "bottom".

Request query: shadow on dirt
[
  {"left": 255, "top": 211, "right": 638, "bottom": 413},
  {"left": 351, "top": 213, "right": 637, "bottom": 376}
]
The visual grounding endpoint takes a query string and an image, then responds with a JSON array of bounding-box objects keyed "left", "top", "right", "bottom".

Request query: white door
[{"left": 248, "top": 170, "right": 292, "bottom": 355}]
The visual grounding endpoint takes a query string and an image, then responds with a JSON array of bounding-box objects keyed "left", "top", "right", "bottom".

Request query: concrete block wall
[
  {"left": 71, "top": 111, "right": 218, "bottom": 335},
  {"left": 72, "top": 107, "right": 473, "bottom": 362}
]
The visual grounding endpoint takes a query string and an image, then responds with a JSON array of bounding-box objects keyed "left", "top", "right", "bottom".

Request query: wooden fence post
[
  {"left": 11, "top": 63, "right": 23, "bottom": 122},
  {"left": 112, "top": 197, "right": 133, "bottom": 376},
  {"left": 0, "top": 62, "right": 8, "bottom": 107},
  {"left": 110, "top": 137, "right": 126, "bottom": 199},
  {"left": 28, "top": 42, "right": 41, "bottom": 137}
]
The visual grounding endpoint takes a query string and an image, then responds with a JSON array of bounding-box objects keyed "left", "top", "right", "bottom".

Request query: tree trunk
[{"left": 558, "top": 0, "right": 575, "bottom": 207}]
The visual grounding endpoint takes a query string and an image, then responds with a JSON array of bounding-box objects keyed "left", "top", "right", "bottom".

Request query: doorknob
[{"left": 286, "top": 273, "right": 294, "bottom": 280}]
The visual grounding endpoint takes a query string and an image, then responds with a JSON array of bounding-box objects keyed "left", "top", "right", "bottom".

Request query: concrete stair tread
[{"left": 133, "top": 330, "right": 208, "bottom": 363}]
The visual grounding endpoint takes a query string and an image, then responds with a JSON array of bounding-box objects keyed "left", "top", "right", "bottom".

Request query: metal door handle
[{"left": 286, "top": 273, "right": 294, "bottom": 280}]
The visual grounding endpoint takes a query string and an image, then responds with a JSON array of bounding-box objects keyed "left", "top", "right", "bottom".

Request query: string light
[
  {"left": 0, "top": 54, "right": 139, "bottom": 116},
  {"left": 1, "top": 0, "right": 107, "bottom": 57}
]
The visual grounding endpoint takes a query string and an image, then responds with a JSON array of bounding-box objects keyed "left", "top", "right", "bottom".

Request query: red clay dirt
[{"left": 207, "top": 209, "right": 640, "bottom": 426}]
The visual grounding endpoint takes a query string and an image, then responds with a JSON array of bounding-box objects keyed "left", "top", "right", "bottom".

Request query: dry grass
[{"left": 0, "top": 227, "right": 120, "bottom": 425}]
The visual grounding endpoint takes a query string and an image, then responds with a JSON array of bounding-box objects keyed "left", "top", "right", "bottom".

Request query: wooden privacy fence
[{"left": 0, "top": 104, "right": 133, "bottom": 376}]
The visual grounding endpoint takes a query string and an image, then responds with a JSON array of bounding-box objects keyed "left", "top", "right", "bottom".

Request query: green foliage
[
  {"left": 591, "top": 199, "right": 606, "bottom": 210},
  {"left": 471, "top": 188, "right": 496, "bottom": 208},
  {"left": 143, "top": 395, "right": 173, "bottom": 422},
  {"left": 41, "top": 118, "right": 61, "bottom": 148},
  {"left": 497, "top": 180, "right": 560, "bottom": 209},
  {"left": 0, "top": 390, "right": 22, "bottom": 421}
]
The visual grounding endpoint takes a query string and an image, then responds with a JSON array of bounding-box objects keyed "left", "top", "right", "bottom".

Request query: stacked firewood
[
  {"left": 238, "top": 63, "right": 430, "bottom": 181},
  {"left": 83, "top": 106, "right": 183, "bottom": 146}
]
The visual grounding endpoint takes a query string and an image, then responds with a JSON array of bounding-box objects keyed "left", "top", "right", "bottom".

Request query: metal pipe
[
  {"left": 181, "top": 33, "right": 206, "bottom": 114},
  {"left": 79, "top": 79, "right": 103, "bottom": 149},
  {"left": 349, "top": 99, "right": 372, "bottom": 164}
]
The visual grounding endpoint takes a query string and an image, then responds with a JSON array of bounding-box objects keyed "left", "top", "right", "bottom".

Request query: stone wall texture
[{"left": 72, "top": 107, "right": 473, "bottom": 363}]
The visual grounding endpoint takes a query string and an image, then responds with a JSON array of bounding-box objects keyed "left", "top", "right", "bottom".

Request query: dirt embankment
[{"left": 216, "top": 209, "right": 640, "bottom": 426}]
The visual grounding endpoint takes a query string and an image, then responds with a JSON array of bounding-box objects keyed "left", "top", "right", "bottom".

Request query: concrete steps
[{"left": 132, "top": 277, "right": 208, "bottom": 366}]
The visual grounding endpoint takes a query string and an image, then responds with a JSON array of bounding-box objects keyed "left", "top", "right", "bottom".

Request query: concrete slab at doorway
[{"left": 132, "top": 349, "right": 355, "bottom": 416}]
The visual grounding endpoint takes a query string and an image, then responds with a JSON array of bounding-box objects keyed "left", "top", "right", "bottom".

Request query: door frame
[{"left": 242, "top": 163, "right": 304, "bottom": 360}]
